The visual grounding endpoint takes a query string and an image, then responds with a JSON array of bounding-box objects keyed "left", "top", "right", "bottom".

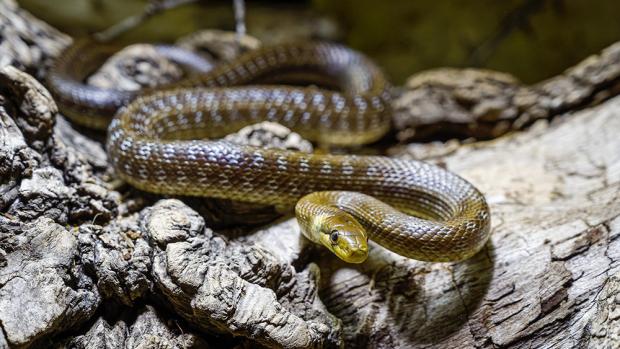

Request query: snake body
[{"left": 49, "top": 40, "right": 491, "bottom": 263}]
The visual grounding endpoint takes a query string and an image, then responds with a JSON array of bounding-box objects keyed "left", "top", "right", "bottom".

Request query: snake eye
[{"left": 330, "top": 230, "right": 339, "bottom": 243}]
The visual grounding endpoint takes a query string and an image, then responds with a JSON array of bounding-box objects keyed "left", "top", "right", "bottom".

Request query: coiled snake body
[{"left": 49, "top": 40, "right": 491, "bottom": 263}]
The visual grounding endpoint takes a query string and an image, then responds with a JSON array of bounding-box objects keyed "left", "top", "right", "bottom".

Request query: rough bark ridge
[
  {"left": 0, "top": 0, "right": 70, "bottom": 79},
  {"left": 393, "top": 41, "right": 620, "bottom": 141},
  {"left": 1, "top": 2, "right": 620, "bottom": 348}
]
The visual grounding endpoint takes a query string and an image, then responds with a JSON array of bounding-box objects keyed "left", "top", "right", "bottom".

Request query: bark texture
[
  {"left": 0, "top": 0, "right": 70, "bottom": 79},
  {"left": 1, "top": 2, "right": 620, "bottom": 348}
]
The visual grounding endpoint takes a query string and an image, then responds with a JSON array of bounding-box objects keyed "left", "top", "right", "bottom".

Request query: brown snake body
[{"left": 48, "top": 40, "right": 491, "bottom": 263}]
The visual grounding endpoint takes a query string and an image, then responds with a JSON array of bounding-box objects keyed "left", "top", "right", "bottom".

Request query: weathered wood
[
  {"left": 316, "top": 97, "right": 620, "bottom": 348},
  {"left": 0, "top": 0, "right": 70, "bottom": 79},
  {"left": 393, "top": 41, "right": 620, "bottom": 141}
]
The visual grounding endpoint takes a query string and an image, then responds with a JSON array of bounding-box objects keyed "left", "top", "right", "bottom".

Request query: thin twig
[
  {"left": 233, "top": 0, "right": 247, "bottom": 48},
  {"left": 467, "top": 0, "right": 550, "bottom": 67},
  {"left": 93, "top": 0, "right": 198, "bottom": 42}
]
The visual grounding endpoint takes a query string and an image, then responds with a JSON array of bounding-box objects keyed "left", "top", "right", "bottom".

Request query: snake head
[{"left": 318, "top": 211, "right": 369, "bottom": 263}]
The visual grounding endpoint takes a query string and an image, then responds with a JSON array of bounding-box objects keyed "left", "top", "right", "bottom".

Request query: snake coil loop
[{"left": 49, "top": 40, "right": 491, "bottom": 263}]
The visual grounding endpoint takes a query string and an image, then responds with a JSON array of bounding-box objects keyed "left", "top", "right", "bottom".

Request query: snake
[{"left": 48, "top": 39, "right": 491, "bottom": 263}]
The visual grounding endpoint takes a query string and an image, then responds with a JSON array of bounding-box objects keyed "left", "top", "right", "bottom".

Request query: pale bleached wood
[{"left": 316, "top": 97, "right": 620, "bottom": 348}]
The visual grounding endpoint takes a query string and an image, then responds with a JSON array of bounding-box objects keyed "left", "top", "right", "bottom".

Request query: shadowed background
[{"left": 18, "top": 0, "right": 620, "bottom": 84}]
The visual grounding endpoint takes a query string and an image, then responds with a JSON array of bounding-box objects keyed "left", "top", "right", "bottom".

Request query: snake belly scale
[{"left": 49, "top": 40, "right": 491, "bottom": 263}]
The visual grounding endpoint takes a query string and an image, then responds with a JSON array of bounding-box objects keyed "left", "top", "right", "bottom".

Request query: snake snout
[
  {"left": 342, "top": 245, "right": 368, "bottom": 264},
  {"left": 339, "top": 236, "right": 369, "bottom": 263}
]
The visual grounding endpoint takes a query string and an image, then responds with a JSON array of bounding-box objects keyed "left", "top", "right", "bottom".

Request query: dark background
[{"left": 19, "top": 0, "right": 620, "bottom": 84}]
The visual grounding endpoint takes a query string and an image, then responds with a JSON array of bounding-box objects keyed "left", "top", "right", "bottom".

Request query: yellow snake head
[{"left": 317, "top": 211, "right": 369, "bottom": 263}]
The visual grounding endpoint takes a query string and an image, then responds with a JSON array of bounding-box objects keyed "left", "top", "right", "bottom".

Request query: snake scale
[{"left": 48, "top": 40, "right": 491, "bottom": 263}]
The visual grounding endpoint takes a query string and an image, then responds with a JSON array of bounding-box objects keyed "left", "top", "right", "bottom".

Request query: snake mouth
[{"left": 340, "top": 245, "right": 368, "bottom": 264}]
